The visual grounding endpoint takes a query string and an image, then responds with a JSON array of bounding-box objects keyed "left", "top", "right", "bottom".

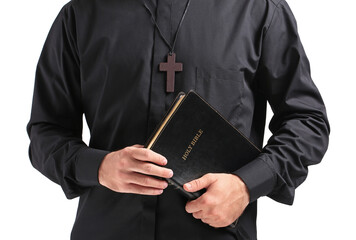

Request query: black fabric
[{"left": 27, "top": 0, "right": 330, "bottom": 239}]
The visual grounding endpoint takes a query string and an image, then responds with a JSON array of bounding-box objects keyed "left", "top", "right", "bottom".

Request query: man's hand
[
  {"left": 98, "top": 144, "right": 173, "bottom": 195},
  {"left": 184, "top": 173, "right": 249, "bottom": 228}
]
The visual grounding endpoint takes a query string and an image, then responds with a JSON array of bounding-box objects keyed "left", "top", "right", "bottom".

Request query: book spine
[
  {"left": 166, "top": 178, "right": 236, "bottom": 229},
  {"left": 166, "top": 178, "right": 198, "bottom": 200}
]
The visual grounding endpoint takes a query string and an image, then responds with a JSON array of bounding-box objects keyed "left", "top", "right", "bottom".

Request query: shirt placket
[{"left": 141, "top": 0, "right": 173, "bottom": 240}]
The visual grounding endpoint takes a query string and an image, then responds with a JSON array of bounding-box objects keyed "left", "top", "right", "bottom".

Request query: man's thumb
[{"left": 183, "top": 173, "right": 215, "bottom": 192}]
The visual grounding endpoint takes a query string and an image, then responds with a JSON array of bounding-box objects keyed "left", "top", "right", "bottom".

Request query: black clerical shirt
[{"left": 27, "top": 0, "right": 330, "bottom": 239}]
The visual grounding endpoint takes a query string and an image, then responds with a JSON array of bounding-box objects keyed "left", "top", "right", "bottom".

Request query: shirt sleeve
[
  {"left": 232, "top": 0, "right": 330, "bottom": 205},
  {"left": 27, "top": 2, "right": 110, "bottom": 199}
]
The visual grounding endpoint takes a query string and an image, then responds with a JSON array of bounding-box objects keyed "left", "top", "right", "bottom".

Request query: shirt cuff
[
  {"left": 231, "top": 155, "right": 276, "bottom": 203},
  {"left": 75, "top": 147, "right": 110, "bottom": 186}
]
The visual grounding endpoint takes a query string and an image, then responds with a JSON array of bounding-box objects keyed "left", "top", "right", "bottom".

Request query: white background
[{"left": 0, "top": 0, "right": 355, "bottom": 239}]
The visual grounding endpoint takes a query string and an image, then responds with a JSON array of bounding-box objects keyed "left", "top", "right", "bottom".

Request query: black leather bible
[{"left": 144, "top": 90, "right": 261, "bottom": 200}]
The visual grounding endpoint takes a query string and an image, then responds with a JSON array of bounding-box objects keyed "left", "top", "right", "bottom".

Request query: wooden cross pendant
[{"left": 159, "top": 53, "right": 183, "bottom": 92}]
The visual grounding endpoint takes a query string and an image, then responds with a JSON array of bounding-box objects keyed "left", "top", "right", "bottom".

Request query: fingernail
[
  {"left": 185, "top": 183, "right": 191, "bottom": 189},
  {"left": 168, "top": 170, "right": 174, "bottom": 178},
  {"left": 157, "top": 189, "right": 163, "bottom": 194},
  {"left": 162, "top": 158, "right": 168, "bottom": 165}
]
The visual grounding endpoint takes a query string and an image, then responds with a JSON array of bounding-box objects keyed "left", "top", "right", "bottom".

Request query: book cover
[{"left": 144, "top": 90, "right": 261, "bottom": 200}]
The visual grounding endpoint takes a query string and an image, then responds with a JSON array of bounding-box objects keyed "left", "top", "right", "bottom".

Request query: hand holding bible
[
  {"left": 98, "top": 145, "right": 174, "bottom": 195},
  {"left": 184, "top": 173, "right": 249, "bottom": 228}
]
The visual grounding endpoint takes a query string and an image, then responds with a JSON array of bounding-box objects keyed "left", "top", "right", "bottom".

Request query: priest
[{"left": 27, "top": 0, "right": 330, "bottom": 239}]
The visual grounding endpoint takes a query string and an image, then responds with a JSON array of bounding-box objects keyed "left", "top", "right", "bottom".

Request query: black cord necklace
[{"left": 143, "top": 0, "right": 192, "bottom": 92}]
